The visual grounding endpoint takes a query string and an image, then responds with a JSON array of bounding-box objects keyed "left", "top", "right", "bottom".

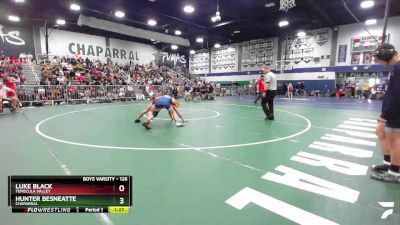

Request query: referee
[{"left": 261, "top": 66, "right": 277, "bottom": 120}]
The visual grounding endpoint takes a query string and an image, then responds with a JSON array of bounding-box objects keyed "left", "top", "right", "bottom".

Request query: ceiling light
[
  {"left": 115, "top": 10, "right": 125, "bottom": 18},
  {"left": 14, "top": 0, "right": 25, "bottom": 3},
  {"left": 212, "top": 0, "right": 222, "bottom": 22},
  {"left": 297, "top": 31, "right": 306, "bottom": 37},
  {"left": 278, "top": 20, "right": 289, "bottom": 27},
  {"left": 70, "top": 3, "right": 81, "bottom": 11},
  {"left": 214, "top": 43, "right": 221, "bottom": 48},
  {"left": 8, "top": 15, "right": 20, "bottom": 22},
  {"left": 361, "top": 0, "right": 374, "bottom": 9},
  {"left": 265, "top": 2, "right": 276, "bottom": 7},
  {"left": 365, "top": 19, "right": 377, "bottom": 25},
  {"left": 150, "top": 39, "right": 155, "bottom": 42},
  {"left": 148, "top": 19, "right": 157, "bottom": 26},
  {"left": 171, "top": 45, "right": 178, "bottom": 50},
  {"left": 233, "top": 30, "right": 241, "bottom": 34},
  {"left": 214, "top": 11, "right": 221, "bottom": 22},
  {"left": 190, "top": 50, "right": 196, "bottom": 54},
  {"left": 196, "top": 37, "right": 204, "bottom": 43},
  {"left": 56, "top": 19, "right": 66, "bottom": 25},
  {"left": 183, "top": 5, "right": 195, "bottom": 13},
  {"left": 175, "top": 30, "right": 182, "bottom": 35}
]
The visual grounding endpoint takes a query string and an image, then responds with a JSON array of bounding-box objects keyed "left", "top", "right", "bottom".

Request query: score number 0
[{"left": 119, "top": 185, "right": 125, "bottom": 205}]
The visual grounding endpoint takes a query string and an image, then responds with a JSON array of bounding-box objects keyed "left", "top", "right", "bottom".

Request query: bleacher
[{"left": 1, "top": 54, "right": 253, "bottom": 107}]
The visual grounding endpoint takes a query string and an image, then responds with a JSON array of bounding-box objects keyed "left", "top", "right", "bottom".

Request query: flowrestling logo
[{"left": 0, "top": 24, "right": 26, "bottom": 46}]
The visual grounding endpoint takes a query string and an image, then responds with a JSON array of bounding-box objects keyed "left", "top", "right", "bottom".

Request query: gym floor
[{"left": 1, "top": 96, "right": 399, "bottom": 225}]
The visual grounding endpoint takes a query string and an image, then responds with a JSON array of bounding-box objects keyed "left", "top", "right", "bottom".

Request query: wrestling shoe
[
  {"left": 142, "top": 122, "right": 151, "bottom": 129},
  {"left": 176, "top": 122, "right": 185, "bottom": 127},
  {"left": 371, "top": 171, "right": 400, "bottom": 184},
  {"left": 371, "top": 164, "right": 390, "bottom": 173}
]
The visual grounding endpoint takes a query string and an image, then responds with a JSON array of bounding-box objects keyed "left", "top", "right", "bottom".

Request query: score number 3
[{"left": 119, "top": 185, "right": 125, "bottom": 205}]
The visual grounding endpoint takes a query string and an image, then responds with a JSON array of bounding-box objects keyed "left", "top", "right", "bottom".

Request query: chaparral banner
[{"left": 40, "top": 29, "right": 158, "bottom": 64}]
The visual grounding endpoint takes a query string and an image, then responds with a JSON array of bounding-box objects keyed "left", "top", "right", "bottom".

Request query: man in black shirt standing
[{"left": 371, "top": 43, "right": 400, "bottom": 184}]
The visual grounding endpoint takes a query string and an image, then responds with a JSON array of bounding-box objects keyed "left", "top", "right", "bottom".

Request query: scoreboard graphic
[{"left": 8, "top": 176, "right": 132, "bottom": 213}]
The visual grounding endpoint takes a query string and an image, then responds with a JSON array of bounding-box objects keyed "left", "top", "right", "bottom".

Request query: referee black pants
[{"left": 261, "top": 90, "right": 277, "bottom": 117}]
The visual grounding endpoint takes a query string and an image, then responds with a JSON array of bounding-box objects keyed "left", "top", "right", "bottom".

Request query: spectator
[
  {"left": 172, "top": 87, "right": 178, "bottom": 99},
  {"left": 40, "top": 77, "right": 50, "bottom": 85},
  {"left": 0, "top": 81, "right": 17, "bottom": 112},
  {"left": 57, "top": 71, "right": 67, "bottom": 85},
  {"left": 363, "top": 82, "right": 370, "bottom": 99},
  {"left": 300, "top": 81, "right": 305, "bottom": 96},
  {"left": 287, "top": 83, "right": 293, "bottom": 98},
  {"left": 282, "top": 82, "right": 288, "bottom": 96},
  {"left": 5, "top": 74, "right": 19, "bottom": 98},
  {"left": 254, "top": 75, "right": 265, "bottom": 104}
]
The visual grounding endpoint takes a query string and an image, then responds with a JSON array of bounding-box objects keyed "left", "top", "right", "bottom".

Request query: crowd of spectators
[
  {"left": 38, "top": 55, "right": 219, "bottom": 101},
  {"left": 38, "top": 55, "right": 201, "bottom": 87},
  {"left": 278, "top": 81, "right": 308, "bottom": 97},
  {"left": 0, "top": 52, "right": 27, "bottom": 111},
  {"left": 336, "top": 80, "right": 386, "bottom": 99},
  {"left": 0, "top": 52, "right": 26, "bottom": 85},
  {"left": 1, "top": 53, "right": 244, "bottom": 106}
]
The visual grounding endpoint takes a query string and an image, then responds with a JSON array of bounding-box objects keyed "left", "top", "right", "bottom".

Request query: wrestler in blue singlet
[{"left": 154, "top": 95, "right": 173, "bottom": 110}]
